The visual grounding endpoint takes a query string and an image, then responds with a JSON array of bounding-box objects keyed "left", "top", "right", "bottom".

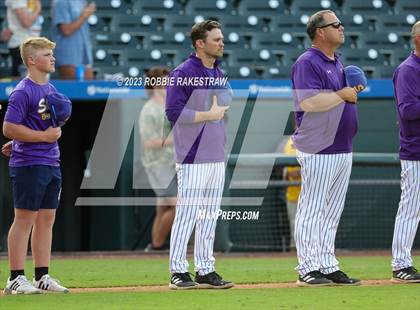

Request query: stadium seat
[
  {"left": 261, "top": 65, "right": 291, "bottom": 79},
  {"left": 93, "top": 0, "right": 132, "bottom": 15},
  {"left": 336, "top": 14, "right": 375, "bottom": 32},
  {"left": 359, "top": 32, "right": 402, "bottom": 49},
  {"left": 223, "top": 65, "right": 259, "bottom": 79},
  {"left": 375, "top": 14, "right": 418, "bottom": 32},
  {"left": 340, "top": 48, "right": 386, "bottom": 66},
  {"left": 94, "top": 66, "right": 145, "bottom": 80},
  {"left": 121, "top": 49, "right": 173, "bottom": 69},
  {"left": 375, "top": 65, "right": 397, "bottom": 78},
  {"left": 225, "top": 32, "right": 250, "bottom": 49},
  {"left": 237, "top": 0, "right": 289, "bottom": 16},
  {"left": 290, "top": 0, "right": 339, "bottom": 15},
  {"left": 171, "top": 50, "right": 191, "bottom": 66},
  {"left": 163, "top": 15, "right": 197, "bottom": 32},
  {"left": 88, "top": 14, "right": 113, "bottom": 33},
  {"left": 394, "top": 0, "right": 420, "bottom": 14},
  {"left": 291, "top": 32, "right": 311, "bottom": 49},
  {"left": 110, "top": 15, "right": 161, "bottom": 33},
  {"left": 141, "top": 32, "right": 192, "bottom": 51},
  {"left": 251, "top": 32, "right": 299, "bottom": 50},
  {"left": 275, "top": 48, "right": 305, "bottom": 66},
  {"left": 392, "top": 49, "right": 412, "bottom": 66},
  {"left": 93, "top": 48, "right": 120, "bottom": 66},
  {"left": 93, "top": 32, "right": 138, "bottom": 50},
  {"left": 270, "top": 15, "right": 307, "bottom": 33},
  {"left": 341, "top": 0, "right": 392, "bottom": 15},
  {"left": 132, "top": 0, "right": 183, "bottom": 17},
  {"left": 221, "top": 15, "right": 269, "bottom": 34},
  {"left": 185, "top": 0, "right": 236, "bottom": 16},
  {"left": 227, "top": 49, "right": 274, "bottom": 67}
]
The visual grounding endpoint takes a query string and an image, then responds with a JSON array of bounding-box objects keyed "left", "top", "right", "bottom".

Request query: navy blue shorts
[{"left": 10, "top": 165, "right": 62, "bottom": 211}]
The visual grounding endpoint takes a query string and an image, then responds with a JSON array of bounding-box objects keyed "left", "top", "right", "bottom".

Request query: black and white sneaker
[
  {"left": 297, "top": 271, "right": 333, "bottom": 287},
  {"left": 392, "top": 267, "right": 420, "bottom": 283},
  {"left": 4, "top": 275, "right": 41, "bottom": 295},
  {"left": 195, "top": 272, "right": 234, "bottom": 289},
  {"left": 169, "top": 273, "right": 197, "bottom": 290},
  {"left": 324, "top": 270, "right": 361, "bottom": 286}
]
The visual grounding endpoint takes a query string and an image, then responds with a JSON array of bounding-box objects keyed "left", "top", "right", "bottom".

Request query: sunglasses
[{"left": 317, "top": 21, "right": 343, "bottom": 29}]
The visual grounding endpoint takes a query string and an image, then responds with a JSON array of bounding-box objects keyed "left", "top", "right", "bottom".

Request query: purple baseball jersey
[
  {"left": 291, "top": 48, "right": 358, "bottom": 154},
  {"left": 165, "top": 54, "right": 228, "bottom": 164},
  {"left": 393, "top": 52, "right": 420, "bottom": 160},
  {"left": 4, "top": 77, "right": 60, "bottom": 167}
]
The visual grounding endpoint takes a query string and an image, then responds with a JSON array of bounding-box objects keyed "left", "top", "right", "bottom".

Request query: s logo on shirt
[
  {"left": 38, "top": 98, "right": 47, "bottom": 113},
  {"left": 38, "top": 98, "right": 51, "bottom": 121}
]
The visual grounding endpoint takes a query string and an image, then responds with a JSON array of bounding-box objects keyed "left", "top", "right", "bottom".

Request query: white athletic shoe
[
  {"left": 4, "top": 275, "right": 42, "bottom": 295},
  {"left": 33, "top": 274, "right": 69, "bottom": 293}
]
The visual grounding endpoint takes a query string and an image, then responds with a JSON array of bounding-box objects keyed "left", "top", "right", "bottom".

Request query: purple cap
[
  {"left": 46, "top": 92, "right": 72, "bottom": 127},
  {"left": 344, "top": 65, "right": 367, "bottom": 92}
]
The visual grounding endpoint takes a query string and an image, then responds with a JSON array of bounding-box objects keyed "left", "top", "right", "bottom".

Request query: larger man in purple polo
[
  {"left": 291, "top": 10, "right": 361, "bottom": 286},
  {"left": 391, "top": 20, "right": 420, "bottom": 283},
  {"left": 165, "top": 20, "right": 233, "bottom": 290}
]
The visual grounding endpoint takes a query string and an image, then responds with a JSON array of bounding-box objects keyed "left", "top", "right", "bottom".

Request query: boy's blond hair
[{"left": 20, "top": 37, "right": 56, "bottom": 66}]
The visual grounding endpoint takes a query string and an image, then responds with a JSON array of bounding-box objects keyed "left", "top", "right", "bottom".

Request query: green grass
[
  {"left": 0, "top": 286, "right": 419, "bottom": 310},
  {"left": 0, "top": 255, "right": 419, "bottom": 309},
  {"left": 0, "top": 256, "right": 418, "bottom": 288}
]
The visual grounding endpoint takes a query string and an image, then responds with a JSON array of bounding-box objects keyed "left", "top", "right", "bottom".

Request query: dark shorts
[
  {"left": 10, "top": 165, "right": 62, "bottom": 211},
  {"left": 10, "top": 47, "right": 23, "bottom": 77}
]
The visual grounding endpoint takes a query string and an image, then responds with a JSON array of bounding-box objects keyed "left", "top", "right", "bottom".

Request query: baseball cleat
[
  {"left": 33, "top": 274, "right": 69, "bottom": 293},
  {"left": 297, "top": 271, "right": 333, "bottom": 287},
  {"left": 169, "top": 272, "right": 198, "bottom": 290},
  {"left": 4, "top": 275, "right": 42, "bottom": 295},
  {"left": 324, "top": 270, "right": 361, "bottom": 286},
  {"left": 392, "top": 267, "right": 420, "bottom": 283},
  {"left": 195, "top": 271, "right": 234, "bottom": 289}
]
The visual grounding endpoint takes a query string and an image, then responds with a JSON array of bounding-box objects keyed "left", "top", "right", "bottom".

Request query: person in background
[
  {"left": 5, "top": 0, "right": 42, "bottom": 78},
  {"left": 281, "top": 137, "right": 301, "bottom": 250},
  {"left": 51, "top": 0, "right": 95, "bottom": 80},
  {"left": 139, "top": 66, "right": 176, "bottom": 253}
]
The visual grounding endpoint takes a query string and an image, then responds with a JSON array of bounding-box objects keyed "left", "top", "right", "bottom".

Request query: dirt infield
[{"left": 69, "top": 280, "right": 404, "bottom": 293}]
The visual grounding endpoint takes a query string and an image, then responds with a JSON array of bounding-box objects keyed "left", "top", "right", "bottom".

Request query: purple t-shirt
[
  {"left": 165, "top": 54, "right": 228, "bottom": 164},
  {"left": 291, "top": 48, "right": 358, "bottom": 154},
  {"left": 393, "top": 52, "right": 420, "bottom": 161},
  {"left": 4, "top": 77, "right": 60, "bottom": 167}
]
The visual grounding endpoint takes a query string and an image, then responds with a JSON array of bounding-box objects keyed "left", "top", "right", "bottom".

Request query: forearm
[
  {"left": 3, "top": 122, "right": 45, "bottom": 142},
  {"left": 59, "top": 16, "right": 86, "bottom": 36},
  {"left": 144, "top": 138, "right": 170, "bottom": 149},
  {"left": 15, "top": 8, "right": 41, "bottom": 29},
  {"left": 300, "top": 92, "right": 345, "bottom": 112},
  {"left": 194, "top": 111, "right": 212, "bottom": 123}
]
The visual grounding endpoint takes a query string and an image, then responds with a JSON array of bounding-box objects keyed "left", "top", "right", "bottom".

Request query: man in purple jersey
[
  {"left": 2, "top": 37, "right": 69, "bottom": 294},
  {"left": 292, "top": 10, "right": 361, "bottom": 287},
  {"left": 165, "top": 20, "right": 233, "bottom": 290},
  {"left": 391, "top": 20, "right": 420, "bottom": 283}
]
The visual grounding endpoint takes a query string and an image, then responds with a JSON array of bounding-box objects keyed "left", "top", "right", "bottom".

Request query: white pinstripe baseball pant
[
  {"left": 295, "top": 151, "right": 352, "bottom": 276},
  {"left": 169, "top": 162, "right": 225, "bottom": 275},
  {"left": 392, "top": 160, "right": 420, "bottom": 271}
]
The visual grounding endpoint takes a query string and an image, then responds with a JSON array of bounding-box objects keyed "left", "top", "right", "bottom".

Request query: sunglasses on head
[{"left": 317, "top": 21, "right": 343, "bottom": 29}]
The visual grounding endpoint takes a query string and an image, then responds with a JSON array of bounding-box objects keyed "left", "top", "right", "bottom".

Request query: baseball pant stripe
[
  {"left": 295, "top": 152, "right": 352, "bottom": 276},
  {"left": 169, "top": 162, "right": 225, "bottom": 275},
  {"left": 392, "top": 160, "right": 420, "bottom": 270},
  {"left": 320, "top": 153, "right": 352, "bottom": 274}
]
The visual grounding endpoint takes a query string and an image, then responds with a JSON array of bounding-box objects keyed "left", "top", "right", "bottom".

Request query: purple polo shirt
[
  {"left": 393, "top": 52, "right": 420, "bottom": 161},
  {"left": 4, "top": 77, "right": 60, "bottom": 167},
  {"left": 165, "top": 54, "right": 228, "bottom": 164},
  {"left": 291, "top": 48, "right": 358, "bottom": 154}
]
